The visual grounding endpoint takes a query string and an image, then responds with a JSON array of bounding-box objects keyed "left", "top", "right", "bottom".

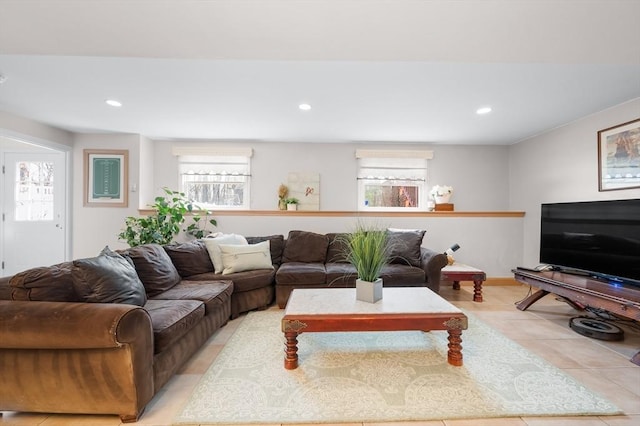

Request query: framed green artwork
[{"left": 83, "top": 149, "right": 128, "bottom": 207}]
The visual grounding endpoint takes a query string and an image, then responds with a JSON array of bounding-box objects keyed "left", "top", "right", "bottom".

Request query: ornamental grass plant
[{"left": 343, "top": 223, "right": 390, "bottom": 282}]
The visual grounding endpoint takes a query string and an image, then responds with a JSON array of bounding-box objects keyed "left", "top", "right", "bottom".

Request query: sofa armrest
[
  {"left": 0, "top": 300, "right": 155, "bottom": 422},
  {"left": 0, "top": 300, "right": 152, "bottom": 349},
  {"left": 420, "top": 247, "right": 448, "bottom": 293}
]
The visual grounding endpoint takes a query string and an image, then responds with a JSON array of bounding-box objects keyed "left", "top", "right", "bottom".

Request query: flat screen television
[{"left": 540, "top": 199, "right": 640, "bottom": 288}]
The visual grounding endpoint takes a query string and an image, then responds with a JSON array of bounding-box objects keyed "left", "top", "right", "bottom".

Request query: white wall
[
  {"left": 153, "top": 140, "right": 510, "bottom": 211},
  {"left": 509, "top": 97, "right": 640, "bottom": 267}
]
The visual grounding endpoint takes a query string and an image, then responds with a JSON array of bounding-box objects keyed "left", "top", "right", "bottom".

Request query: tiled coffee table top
[{"left": 284, "top": 287, "right": 463, "bottom": 315}]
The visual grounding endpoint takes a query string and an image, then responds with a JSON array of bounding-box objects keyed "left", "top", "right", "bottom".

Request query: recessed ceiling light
[
  {"left": 105, "top": 99, "right": 122, "bottom": 107},
  {"left": 298, "top": 103, "right": 311, "bottom": 111},
  {"left": 476, "top": 106, "right": 492, "bottom": 115}
]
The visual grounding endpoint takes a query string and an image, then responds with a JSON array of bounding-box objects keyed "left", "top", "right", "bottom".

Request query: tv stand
[{"left": 513, "top": 269, "right": 640, "bottom": 366}]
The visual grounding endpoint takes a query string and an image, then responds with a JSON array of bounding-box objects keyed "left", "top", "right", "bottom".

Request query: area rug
[{"left": 173, "top": 310, "right": 621, "bottom": 424}]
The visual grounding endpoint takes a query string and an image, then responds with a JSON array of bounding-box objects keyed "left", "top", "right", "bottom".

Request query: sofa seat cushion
[
  {"left": 184, "top": 270, "right": 276, "bottom": 293},
  {"left": 151, "top": 280, "right": 233, "bottom": 315},
  {"left": 276, "top": 262, "right": 326, "bottom": 286},
  {"left": 9, "top": 261, "right": 79, "bottom": 302},
  {"left": 380, "top": 264, "right": 426, "bottom": 286},
  {"left": 121, "top": 244, "right": 181, "bottom": 297},
  {"left": 325, "top": 262, "right": 357, "bottom": 286},
  {"left": 164, "top": 240, "right": 214, "bottom": 277},
  {"left": 144, "top": 299, "right": 205, "bottom": 354}
]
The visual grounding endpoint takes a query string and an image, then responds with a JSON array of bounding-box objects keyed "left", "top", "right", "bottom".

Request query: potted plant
[
  {"left": 285, "top": 197, "right": 299, "bottom": 211},
  {"left": 343, "top": 222, "right": 390, "bottom": 303},
  {"left": 118, "top": 187, "right": 217, "bottom": 247}
]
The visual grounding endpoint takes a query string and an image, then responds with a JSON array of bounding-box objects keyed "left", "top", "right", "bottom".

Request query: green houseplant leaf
[{"left": 118, "top": 187, "right": 217, "bottom": 247}]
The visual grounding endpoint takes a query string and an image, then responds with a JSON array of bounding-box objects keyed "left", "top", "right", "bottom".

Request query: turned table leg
[
  {"left": 452, "top": 280, "right": 461, "bottom": 290},
  {"left": 473, "top": 280, "right": 483, "bottom": 302},
  {"left": 447, "top": 328, "right": 463, "bottom": 366},
  {"left": 284, "top": 331, "right": 299, "bottom": 369}
]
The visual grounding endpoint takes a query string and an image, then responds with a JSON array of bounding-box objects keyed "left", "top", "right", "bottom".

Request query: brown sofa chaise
[
  {"left": 0, "top": 237, "right": 281, "bottom": 422},
  {"left": 275, "top": 229, "right": 448, "bottom": 308}
]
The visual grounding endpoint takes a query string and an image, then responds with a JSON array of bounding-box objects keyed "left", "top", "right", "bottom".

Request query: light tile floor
[{"left": 2, "top": 284, "right": 639, "bottom": 426}]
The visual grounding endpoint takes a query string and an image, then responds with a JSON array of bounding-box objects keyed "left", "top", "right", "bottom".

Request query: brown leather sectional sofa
[{"left": 0, "top": 229, "right": 445, "bottom": 422}]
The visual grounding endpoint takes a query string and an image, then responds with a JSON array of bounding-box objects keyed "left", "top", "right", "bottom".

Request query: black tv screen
[{"left": 540, "top": 199, "right": 640, "bottom": 287}]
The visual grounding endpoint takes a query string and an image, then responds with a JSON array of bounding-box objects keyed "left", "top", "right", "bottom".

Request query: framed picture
[
  {"left": 84, "top": 149, "right": 128, "bottom": 207},
  {"left": 597, "top": 118, "right": 640, "bottom": 191}
]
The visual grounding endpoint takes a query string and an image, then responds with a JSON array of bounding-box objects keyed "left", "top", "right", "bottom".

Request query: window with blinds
[
  {"left": 356, "top": 149, "right": 432, "bottom": 211},
  {"left": 174, "top": 147, "right": 252, "bottom": 209}
]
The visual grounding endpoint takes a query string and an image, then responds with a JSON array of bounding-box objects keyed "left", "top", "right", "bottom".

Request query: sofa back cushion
[
  {"left": 325, "top": 233, "right": 349, "bottom": 263},
  {"left": 72, "top": 247, "right": 147, "bottom": 306},
  {"left": 246, "top": 234, "right": 285, "bottom": 266},
  {"left": 9, "top": 261, "right": 80, "bottom": 302},
  {"left": 122, "top": 244, "right": 181, "bottom": 296},
  {"left": 164, "top": 240, "right": 214, "bottom": 277},
  {"left": 386, "top": 228, "right": 426, "bottom": 267},
  {"left": 282, "top": 230, "right": 329, "bottom": 263}
]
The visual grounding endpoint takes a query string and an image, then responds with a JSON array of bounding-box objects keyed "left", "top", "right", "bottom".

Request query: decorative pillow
[
  {"left": 163, "top": 240, "right": 214, "bottom": 277},
  {"left": 72, "top": 246, "right": 147, "bottom": 306},
  {"left": 386, "top": 228, "right": 426, "bottom": 267},
  {"left": 202, "top": 234, "right": 248, "bottom": 273},
  {"left": 282, "top": 230, "right": 329, "bottom": 263},
  {"left": 218, "top": 241, "right": 274, "bottom": 275},
  {"left": 121, "top": 244, "right": 181, "bottom": 297}
]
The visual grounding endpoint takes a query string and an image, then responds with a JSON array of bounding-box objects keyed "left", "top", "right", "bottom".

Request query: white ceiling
[{"left": 0, "top": 0, "right": 639, "bottom": 145}]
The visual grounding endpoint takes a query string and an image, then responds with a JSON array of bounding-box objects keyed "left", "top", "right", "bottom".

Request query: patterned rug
[{"left": 174, "top": 310, "right": 620, "bottom": 424}]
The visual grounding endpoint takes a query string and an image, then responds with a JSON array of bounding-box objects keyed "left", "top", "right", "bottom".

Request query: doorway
[{"left": 1, "top": 149, "right": 68, "bottom": 276}]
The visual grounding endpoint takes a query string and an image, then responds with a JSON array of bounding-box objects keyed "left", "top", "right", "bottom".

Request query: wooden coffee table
[{"left": 281, "top": 287, "right": 468, "bottom": 369}]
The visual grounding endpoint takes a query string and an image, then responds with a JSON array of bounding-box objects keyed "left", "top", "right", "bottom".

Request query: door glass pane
[{"left": 14, "top": 161, "right": 54, "bottom": 221}]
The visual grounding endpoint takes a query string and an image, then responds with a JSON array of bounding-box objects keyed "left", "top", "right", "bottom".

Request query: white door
[{"left": 2, "top": 152, "right": 66, "bottom": 276}]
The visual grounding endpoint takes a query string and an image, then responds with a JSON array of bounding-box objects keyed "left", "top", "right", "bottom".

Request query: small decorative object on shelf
[
  {"left": 285, "top": 197, "right": 299, "bottom": 211},
  {"left": 278, "top": 184, "right": 289, "bottom": 210},
  {"left": 430, "top": 185, "right": 453, "bottom": 204}
]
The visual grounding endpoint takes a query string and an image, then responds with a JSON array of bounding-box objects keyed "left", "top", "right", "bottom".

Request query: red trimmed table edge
[
  {"left": 441, "top": 263, "right": 486, "bottom": 302},
  {"left": 281, "top": 312, "right": 468, "bottom": 369}
]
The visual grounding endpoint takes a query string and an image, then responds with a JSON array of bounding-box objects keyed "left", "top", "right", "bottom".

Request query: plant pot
[
  {"left": 287, "top": 203, "right": 297, "bottom": 211},
  {"left": 434, "top": 194, "right": 451, "bottom": 204},
  {"left": 356, "top": 278, "right": 383, "bottom": 303}
]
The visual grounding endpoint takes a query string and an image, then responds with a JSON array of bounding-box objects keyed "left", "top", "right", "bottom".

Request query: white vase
[
  {"left": 356, "top": 278, "right": 383, "bottom": 303},
  {"left": 435, "top": 194, "right": 451, "bottom": 204},
  {"left": 287, "top": 203, "right": 297, "bottom": 211}
]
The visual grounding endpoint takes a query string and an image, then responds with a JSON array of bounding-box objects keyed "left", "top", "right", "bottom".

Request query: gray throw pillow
[
  {"left": 386, "top": 228, "right": 426, "bottom": 267},
  {"left": 72, "top": 246, "right": 147, "bottom": 306}
]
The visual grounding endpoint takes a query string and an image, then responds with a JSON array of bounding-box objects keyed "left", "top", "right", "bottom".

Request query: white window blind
[
  {"left": 174, "top": 146, "right": 252, "bottom": 209},
  {"left": 356, "top": 150, "right": 431, "bottom": 211}
]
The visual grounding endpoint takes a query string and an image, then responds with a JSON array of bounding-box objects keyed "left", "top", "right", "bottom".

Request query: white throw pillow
[
  {"left": 218, "top": 241, "right": 274, "bottom": 275},
  {"left": 202, "top": 234, "right": 248, "bottom": 273}
]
